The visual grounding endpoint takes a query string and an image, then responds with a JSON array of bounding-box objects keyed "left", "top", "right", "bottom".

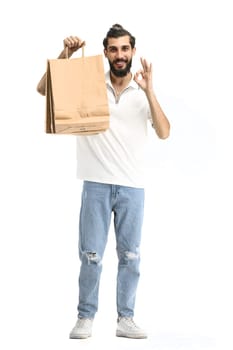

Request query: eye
[
  {"left": 122, "top": 46, "right": 130, "bottom": 52},
  {"left": 108, "top": 47, "right": 117, "bottom": 53}
]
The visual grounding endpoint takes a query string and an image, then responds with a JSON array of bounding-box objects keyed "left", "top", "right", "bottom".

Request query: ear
[
  {"left": 132, "top": 47, "right": 136, "bottom": 56},
  {"left": 104, "top": 49, "right": 107, "bottom": 57}
]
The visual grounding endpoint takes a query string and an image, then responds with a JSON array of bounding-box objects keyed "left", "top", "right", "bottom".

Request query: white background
[{"left": 0, "top": 0, "right": 232, "bottom": 349}]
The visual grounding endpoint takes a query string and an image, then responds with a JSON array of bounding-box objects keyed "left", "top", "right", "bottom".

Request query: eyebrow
[{"left": 108, "top": 45, "right": 131, "bottom": 50}]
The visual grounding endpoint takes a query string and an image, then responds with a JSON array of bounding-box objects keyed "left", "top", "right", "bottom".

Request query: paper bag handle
[{"left": 65, "top": 45, "right": 85, "bottom": 59}]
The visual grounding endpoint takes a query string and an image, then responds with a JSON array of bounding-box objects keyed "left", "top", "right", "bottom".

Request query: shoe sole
[
  {"left": 69, "top": 334, "right": 91, "bottom": 339},
  {"left": 116, "top": 330, "right": 147, "bottom": 339}
]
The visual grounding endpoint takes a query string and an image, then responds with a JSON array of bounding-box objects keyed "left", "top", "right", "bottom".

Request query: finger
[
  {"left": 134, "top": 70, "right": 142, "bottom": 79},
  {"left": 133, "top": 73, "right": 140, "bottom": 84},
  {"left": 135, "top": 69, "right": 143, "bottom": 76},
  {"left": 141, "top": 58, "right": 148, "bottom": 73},
  {"left": 71, "top": 36, "right": 85, "bottom": 48},
  {"left": 133, "top": 73, "right": 139, "bottom": 82},
  {"left": 80, "top": 40, "right": 86, "bottom": 47},
  {"left": 140, "top": 57, "right": 151, "bottom": 72},
  {"left": 134, "top": 70, "right": 144, "bottom": 84},
  {"left": 64, "top": 36, "right": 85, "bottom": 48},
  {"left": 70, "top": 36, "right": 83, "bottom": 46},
  {"left": 140, "top": 57, "right": 147, "bottom": 69},
  {"left": 63, "top": 37, "right": 75, "bottom": 48}
]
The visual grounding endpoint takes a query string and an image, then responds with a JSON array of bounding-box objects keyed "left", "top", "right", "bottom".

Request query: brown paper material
[{"left": 45, "top": 52, "right": 110, "bottom": 135}]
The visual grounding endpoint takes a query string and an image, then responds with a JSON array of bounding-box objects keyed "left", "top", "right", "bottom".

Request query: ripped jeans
[{"left": 77, "top": 181, "right": 145, "bottom": 319}]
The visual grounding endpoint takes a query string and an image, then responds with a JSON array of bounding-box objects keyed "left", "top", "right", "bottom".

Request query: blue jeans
[{"left": 77, "top": 181, "right": 145, "bottom": 319}]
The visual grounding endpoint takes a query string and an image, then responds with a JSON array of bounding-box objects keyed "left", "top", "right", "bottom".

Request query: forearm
[
  {"left": 36, "top": 72, "right": 46, "bottom": 96},
  {"left": 36, "top": 48, "right": 69, "bottom": 96},
  {"left": 146, "top": 90, "right": 170, "bottom": 139}
]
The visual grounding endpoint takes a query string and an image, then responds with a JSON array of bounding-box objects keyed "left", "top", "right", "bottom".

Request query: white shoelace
[
  {"left": 77, "top": 318, "right": 92, "bottom": 327},
  {"left": 119, "top": 317, "right": 139, "bottom": 329}
]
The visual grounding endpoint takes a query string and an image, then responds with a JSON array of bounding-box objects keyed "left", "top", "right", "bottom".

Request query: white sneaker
[
  {"left": 69, "top": 318, "right": 93, "bottom": 339},
  {"left": 116, "top": 317, "right": 147, "bottom": 339}
]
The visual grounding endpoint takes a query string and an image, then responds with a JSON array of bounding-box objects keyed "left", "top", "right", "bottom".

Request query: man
[{"left": 37, "top": 24, "right": 170, "bottom": 339}]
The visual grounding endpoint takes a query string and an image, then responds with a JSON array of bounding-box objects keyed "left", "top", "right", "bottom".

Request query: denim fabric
[{"left": 77, "top": 181, "right": 145, "bottom": 318}]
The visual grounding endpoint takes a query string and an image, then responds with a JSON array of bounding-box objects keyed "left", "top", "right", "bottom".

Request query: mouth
[{"left": 114, "top": 60, "right": 127, "bottom": 69}]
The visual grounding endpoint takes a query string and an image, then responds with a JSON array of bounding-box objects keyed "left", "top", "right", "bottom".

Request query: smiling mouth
[{"left": 115, "top": 61, "right": 126, "bottom": 69}]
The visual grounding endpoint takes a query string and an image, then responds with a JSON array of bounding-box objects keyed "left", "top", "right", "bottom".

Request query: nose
[{"left": 115, "top": 49, "right": 124, "bottom": 59}]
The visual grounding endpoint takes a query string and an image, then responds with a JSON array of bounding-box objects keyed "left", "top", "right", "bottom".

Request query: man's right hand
[
  {"left": 63, "top": 36, "right": 85, "bottom": 57},
  {"left": 36, "top": 36, "right": 85, "bottom": 95}
]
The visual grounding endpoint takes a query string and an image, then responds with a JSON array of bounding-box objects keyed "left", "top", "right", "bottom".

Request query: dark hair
[{"left": 103, "top": 24, "right": 136, "bottom": 49}]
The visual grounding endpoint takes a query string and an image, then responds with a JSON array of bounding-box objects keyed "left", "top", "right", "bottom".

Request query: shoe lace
[
  {"left": 120, "top": 317, "right": 138, "bottom": 329},
  {"left": 78, "top": 318, "right": 92, "bottom": 327}
]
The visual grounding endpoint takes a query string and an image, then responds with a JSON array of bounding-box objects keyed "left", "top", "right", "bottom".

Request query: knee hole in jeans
[{"left": 81, "top": 251, "right": 102, "bottom": 265}]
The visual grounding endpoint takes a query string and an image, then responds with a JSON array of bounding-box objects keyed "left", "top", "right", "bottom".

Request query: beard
[{"left": 109, "top": 58, "right": 132, "bottom": 77}]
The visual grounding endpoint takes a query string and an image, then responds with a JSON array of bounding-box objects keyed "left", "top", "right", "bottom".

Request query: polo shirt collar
[{"left": 105, "top": 71, "right": 139, "bottom": 90}]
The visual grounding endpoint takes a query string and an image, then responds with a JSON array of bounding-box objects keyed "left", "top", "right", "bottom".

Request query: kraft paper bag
[{"left": 45, "top": 47, "right": 110, "bottom": 135}]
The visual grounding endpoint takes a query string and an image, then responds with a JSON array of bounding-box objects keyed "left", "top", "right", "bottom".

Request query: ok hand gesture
[{"left": 134, "top": 57, "right": 153, "bottom": 93}]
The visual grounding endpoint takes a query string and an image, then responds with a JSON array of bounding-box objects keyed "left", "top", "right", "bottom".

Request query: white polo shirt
[{"left": 76, "top": 71, "right": 152, "bottom": 188}]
